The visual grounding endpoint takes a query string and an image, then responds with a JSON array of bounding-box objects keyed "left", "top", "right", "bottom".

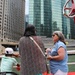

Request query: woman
[
  {"left": 19, "top": 25, "right": 47, "bottom": 75},
  {"left": 46, "top": 31, "right": 68, "bottom": 75}
]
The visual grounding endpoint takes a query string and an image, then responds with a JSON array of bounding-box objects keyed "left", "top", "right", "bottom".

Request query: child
[{"left": 0, "top": 47, "right": 20, "bottom": 73}]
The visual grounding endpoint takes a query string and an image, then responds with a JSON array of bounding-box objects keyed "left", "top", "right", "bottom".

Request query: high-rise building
[
  {"left": 62, "top": 0, "right": 71, "bottom": 39},
  {"left": 68, "top": 1, "right": 75, "bottom": 39},
  {"left": 29, "top": 0, "right": 71, "bottom": 38},
  {"left": 0, "top": 0, "right": 25, "bottom": 42},
  {"left": 51, "top": 0, "right": 70, "bottom": 38},
  {"left": 29, "top": 0, "right": 51, "bottom": 36},
  {"left": 70, "top": 18, "right": 75, "bottom": 39}
]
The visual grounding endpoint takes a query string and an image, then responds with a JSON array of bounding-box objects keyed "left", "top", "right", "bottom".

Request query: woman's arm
[
  {"left": 47, "top": 47, "right": 65, "bottom": 61},
  {"left": 13, "top": 53, "right": 20, "bottom": 57}
]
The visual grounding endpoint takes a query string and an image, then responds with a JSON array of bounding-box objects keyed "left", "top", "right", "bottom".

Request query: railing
[
  {"left": 0, "top": 72, "right": 18, "bottom": 75},
  {"left": 46, "top": 50, "right": 75, "bottom": 73},
  {"left": 67, "top": 50, "right": 75, "bottom": 65}
]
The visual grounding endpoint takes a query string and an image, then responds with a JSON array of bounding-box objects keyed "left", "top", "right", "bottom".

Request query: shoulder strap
[{"left": 29, "top": 37, "right": 45, "bottom": 57}]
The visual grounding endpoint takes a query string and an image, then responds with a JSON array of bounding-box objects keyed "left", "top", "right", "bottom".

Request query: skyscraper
[
  {"left": 29, "top": 0, "right": 51, "bottom": 36},
  {"left": 29, "top": 0, "right": 71, "bottom": 38},
  {"left": 0, "top": 0, "right": 25, "bottom": 42},
  {"left": 51, "top": 0, "right": 70, "bottom": 38}
]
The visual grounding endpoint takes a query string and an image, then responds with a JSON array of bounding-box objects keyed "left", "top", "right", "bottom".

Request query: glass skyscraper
[
  {"left": 29, "top": 0, "right": 71, "bottom": 38},
  {"left": 29, "top": 0, "right": 51, "bottom": 36},
  {"left": 62, "top": 0, "right": 71, "bottom": 38}
]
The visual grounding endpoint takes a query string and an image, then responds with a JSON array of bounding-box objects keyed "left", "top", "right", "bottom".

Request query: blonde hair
[{"left": 53, "top": 31, "right": 66, "bottom": 44}]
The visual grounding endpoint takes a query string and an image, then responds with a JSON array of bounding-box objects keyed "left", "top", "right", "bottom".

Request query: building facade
[
  {"left": 70, "top": 18, "right": 75, "bottom": 39},
  {"left": 29, "top": 0, "right": 51, "bottom": 36},
  {"left": 0, "top": 0, "right": 25, "bottom": 42},
  {"left": 29, "top": 0, "right": 71, "bottom": 38},
  {"left": 51, "top": 0, "right": 70, "bottom": 38}
]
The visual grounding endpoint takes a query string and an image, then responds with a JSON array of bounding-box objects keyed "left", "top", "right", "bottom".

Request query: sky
[{"left": 25, "top": 0, "right": 29, "bottom": 15}]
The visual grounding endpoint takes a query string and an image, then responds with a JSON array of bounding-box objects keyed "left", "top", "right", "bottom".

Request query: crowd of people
[{"left": 0, "top": 24, "right": 68, "bottom": 75}]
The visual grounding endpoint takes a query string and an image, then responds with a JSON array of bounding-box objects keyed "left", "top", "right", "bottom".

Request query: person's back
[
  {"left": 19, "top": 25, "right": 47, "bottom": 75},
  {"left": 1, "top": 56, "right": 18, "bottom": 72},
  {"left": 1, "top": 47, "right": 19, "bottom": 73}
]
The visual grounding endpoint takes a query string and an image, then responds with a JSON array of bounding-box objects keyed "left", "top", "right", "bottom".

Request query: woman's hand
[
  {"left": 46, "top": 47, "right": 65, "bottom": 61},
  {"left": 45, "top": 48, "right": 51, "bottom": 55},
  {"left": 46, "top": 55, "right": 52, "bottom": 60}
]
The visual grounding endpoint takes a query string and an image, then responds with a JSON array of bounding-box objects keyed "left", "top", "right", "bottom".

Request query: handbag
[{"left": 29, "top": 37, "right": 50, "bottom": 74}]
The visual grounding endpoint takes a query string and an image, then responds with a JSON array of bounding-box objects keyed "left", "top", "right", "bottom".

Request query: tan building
[{"left": 0, "top": 0, "right": 25, "bottom": 42}]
